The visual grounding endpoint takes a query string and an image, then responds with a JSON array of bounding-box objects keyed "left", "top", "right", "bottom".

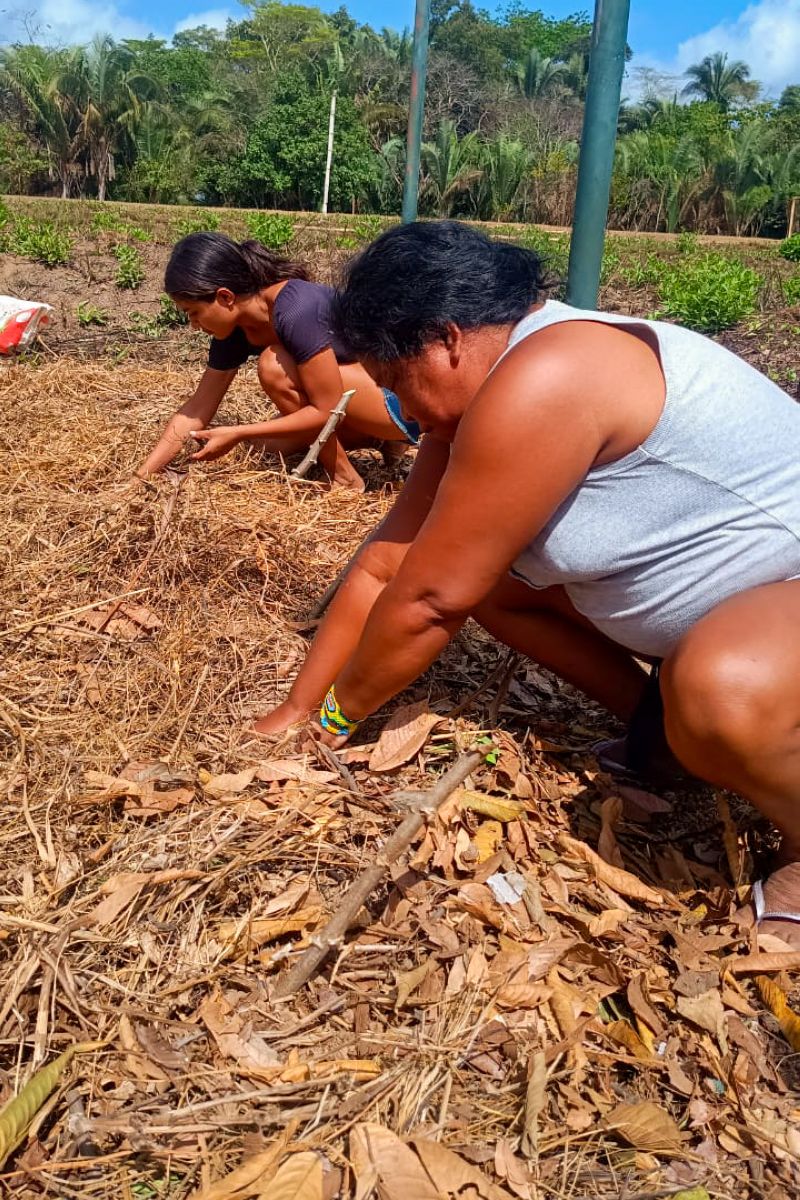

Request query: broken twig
[
  {"left": 291, "top": 389, "right": 356, "bottom": 480},
  {"left": 273, "top": 748, "right": 483, "bottom": 997}
]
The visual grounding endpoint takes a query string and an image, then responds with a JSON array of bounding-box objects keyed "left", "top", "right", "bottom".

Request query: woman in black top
[{"left": 135, "top": 233, "right": 419, "bottom": 490}]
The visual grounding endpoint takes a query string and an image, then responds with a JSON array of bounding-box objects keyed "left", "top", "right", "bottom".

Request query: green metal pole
[
  {"left": 401, "top": 0, "right": 431, "bottom": 223},
  {"left": 566, "top": 0, "right": 631, "bottom": 309}
]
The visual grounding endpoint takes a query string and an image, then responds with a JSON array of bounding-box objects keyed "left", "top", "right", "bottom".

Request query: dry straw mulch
[{"left": 0, "top": 358, "right": 799, "bottom": 1200}]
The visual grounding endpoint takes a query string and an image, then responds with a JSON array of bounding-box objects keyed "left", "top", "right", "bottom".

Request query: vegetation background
[{"left": 1, "top": 0, "right": 799, "bottom": 236}]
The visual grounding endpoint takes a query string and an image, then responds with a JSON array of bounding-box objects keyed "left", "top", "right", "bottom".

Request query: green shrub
[
  {"left": 516, "top": 228, "right": 570, "bottom": 278},
  {"left": 653, "top": 253, "right": 762, "bottom": 333},
  {"left": 128, "top": 311, "right": 160, "bottom": 337},
  {"left": 675, "top": 231, "right": 699, "bottom": 255},
  {"left": 76, "top": 302, "right": 108, "bottom": 326},
  {"left": 0, "top": 199, "right": 10, "bottom": 229},
  {"left": 784, "top": 275, "right": 800, "bottom": 307},
  {"left": 779, "top": 234, "right": 800, "bottom": 262},
  {"left": 337, "top": 214, "right": 384, "bottom": 248},
  {"left": 8, "top": 218, "right": 73, "bottom": 266},
  {"left": 91, "top": 208, "right": 127, "bottom": 233},
  {"left": 245, "top": 210, "right": 294, "bottom": 250},
  {"left": 126, "top": 225, "right": 152, "bottom": 242},
  {"left": 113, "top": 243, "right": 145, "bottom": 289},
  {"left": 157, "top": 294, "right": 188, "bottom": 327},
  {"left": 173, "top": 210, "right": 220, "bottom": 238}
]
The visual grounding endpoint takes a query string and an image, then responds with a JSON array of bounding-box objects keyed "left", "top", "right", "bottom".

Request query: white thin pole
[{"left": 322, "top": 89, "right": 337, "bottom": 214}]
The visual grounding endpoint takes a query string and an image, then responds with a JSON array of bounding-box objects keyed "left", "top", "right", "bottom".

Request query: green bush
[
  {"left": 8, "top": 217, "right": 73, "bottom": 266},
  {"left": 620, "top": 253, "right": 666, "bottom": 288},
  {"left": 76, "top": 302, "right": 108, "bottom": 326},
  {"left": 779, "top": 234, "right": 800, "bottom": 262},
  {"left": 653, "top": 253, "right": 762, "bottom": 333},
  {"left": 0, "top": 198, "right": 10, "bottom": 229},
  {"left": 91, "top": 208, "right": 127, "bottom": 233},
  {"left": 173, "top": 210, "right": 220, "bottom": 238},
  {"left": 675, "top": 231, "right": 699, "bottom": 255},
  {"left": 126, "top": 224, "right": 152, "bottom": 242},
  {"left": 245, "top": 210, "right": 294, "bottom": 250},
  {"left": 157, "top": 294, "right": 188, "bottom": 327},
  {"left": 784, "top": 275, "right": 800, "bottom": 307},
  {"left": 516, "top": 228, "right": 570, "bottom": 279},
  {"left": 113, "top": 243, "right": 145, "bottom": 289}
]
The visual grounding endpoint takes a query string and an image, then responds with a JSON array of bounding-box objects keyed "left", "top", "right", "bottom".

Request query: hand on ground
[
  {"left": 251, "top": 699, "right": 310, "bottom": 738},
  {"left": 189, "top": 426, "right": 243, "bottom": 462}
]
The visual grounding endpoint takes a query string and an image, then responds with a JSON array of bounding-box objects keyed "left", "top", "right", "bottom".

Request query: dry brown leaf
[
  {"left": 188, "top": 1136, "right": 289, "bottom": 1200},
  {"left": 474, "top": 820, "right": 503, "bottom": 864},
  {"left": 125, "top": 786, "right": 195, "bottom": 816},
  {"left": 617, "top": 784, "right": 673, "bottom": 822},
  {"left": 368, "top": 701, "right": 443, "bottom": 772},
  {"left": 627, "top": 973, "right": 665, "bottom": 1040},
  {"left": 561, "top": 836, "right": 664, "bottom": 905},
  {"left": 725, "top": 949, "right": 800, "bottom": 975},
  {"left": 199, "top": 767, "right": 257, "bottom": 798},
  {"left": 260, "top": 1152, "right": 323, "bottom": 1200},
  {"left": 88, "top": 868, "right": 201, "bottom": 926},
  {"left": 216, "top": 907, "right": 323, "bottom": 954},
  {"left": 256, "top": 760, "right": 336, "bottom": 785},
  {"left": 134, "top": 1023, "right": 189, "bottom": 1071},
  {"left": 675, "top": 988, "right": 727, "bottom": 1051},
  {"left": 520, "top": 1050, "right": 547, "bottom": 1157},
  {"left": 119, "top": 1014, "right": 170, "bottom": 1083},
  {"left": 598, "top": 796, "right": 624, "bottom": 869},
  {"left": 349, "top": 1124, "right": 440, "bottom": 1200},
  {"left": 602, "top": 1020, "right": 652, "bottom": 1061},
  {"left": 412, "top": 1138, "right": 513, "bottom": 1199},
  {"left": 604, "top": 1100, "right": 685, "bottom": 1157},
  {"left": 394, "top": 959, "right": 433, "bottom": 1009},
  {"left": 198, "top": 989, "right": 280, "bottom": 1074}
]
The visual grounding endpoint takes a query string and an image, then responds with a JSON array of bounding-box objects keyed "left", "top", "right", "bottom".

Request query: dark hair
[
  {"left": 332, "top": 220, "right": 550, "bottom": 361},
  {"left": 164, "top": 231, "right": 308, "bottom": 299}
]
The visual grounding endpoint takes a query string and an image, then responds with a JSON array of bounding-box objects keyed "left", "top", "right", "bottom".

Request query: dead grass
[{"left": 0, "top": 357, "right": 798, "bottom": 1199}]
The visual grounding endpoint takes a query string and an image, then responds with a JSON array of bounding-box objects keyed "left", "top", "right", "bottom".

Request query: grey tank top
[{"left": 505, "top": 300, "right": 800, "bottom": 657}]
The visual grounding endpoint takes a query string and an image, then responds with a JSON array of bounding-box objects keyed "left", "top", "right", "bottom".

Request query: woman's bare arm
[
  {"left": 136, "top": 366, "right": 237, "bottom": 477},
  {"left": 254, "top": 435, "right": 451, "bottom": 733},
  {"left": 328, "top": 335, "right": 615, "bottom": 724}
]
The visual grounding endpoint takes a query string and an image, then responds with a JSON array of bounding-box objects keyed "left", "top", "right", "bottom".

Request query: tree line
[{"left": 1, "top": 0, "right": 799, "bottom": 236}]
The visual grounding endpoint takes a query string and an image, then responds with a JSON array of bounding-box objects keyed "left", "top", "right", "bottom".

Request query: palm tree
[
  {"left": 58, "top": 37, "right": 161, "bottom": 201},
  {"left": 682, "top": 52, "right": 757, "bottom": 110},
  {"left": 515, "top": 48, "right": 568, "bottom": 101},
  {"left": 420, "top": 120, "right": 482, "bottom": 216},
  {"left": 477, "top": 136, "right": 532, "bottom": 220},
  {"left": 0, "top": 45, "right": 80, "bottom": 197}
]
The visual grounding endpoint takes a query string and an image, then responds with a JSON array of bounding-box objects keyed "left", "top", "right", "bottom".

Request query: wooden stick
[
  {"left": 273, "top": 748, "right": 483, "bottom": 998},
  {"left": 291, "top": 389, "right": 356, "bottom": 480}
]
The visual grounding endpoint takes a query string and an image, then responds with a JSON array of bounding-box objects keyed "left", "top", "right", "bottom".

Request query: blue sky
[{"left": 4, "top": 0, "right": 800, "bottom": 98}]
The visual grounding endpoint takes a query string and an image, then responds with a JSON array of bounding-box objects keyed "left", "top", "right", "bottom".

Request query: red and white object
[{"left": 0, "top": 295, "right": 53, "bottom": 354}]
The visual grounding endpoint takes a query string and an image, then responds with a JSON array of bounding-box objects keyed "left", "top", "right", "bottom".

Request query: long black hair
[
  {"left": 332, "top": 220, "right": 550, "bottom": 362},
  {"left": 164, "top": 231, "right": 308, "bottom": 300}
]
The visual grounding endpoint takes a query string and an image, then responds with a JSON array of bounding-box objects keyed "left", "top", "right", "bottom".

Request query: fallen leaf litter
[{"left": 0, "top": 359, "right": 798, "bottom": 1197}]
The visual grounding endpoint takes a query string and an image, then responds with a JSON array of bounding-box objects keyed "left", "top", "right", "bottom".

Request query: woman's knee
[{"left": 661, "top": 629, "right": 781, "bottom": 762}]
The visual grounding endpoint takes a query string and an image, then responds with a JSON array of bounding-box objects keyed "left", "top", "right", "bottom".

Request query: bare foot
[
  {"left": 331, "top": 469, "right": 366, "bottom": 492},
  {"left": 735, "top": 862, "right": 800, "bottom": 949}
]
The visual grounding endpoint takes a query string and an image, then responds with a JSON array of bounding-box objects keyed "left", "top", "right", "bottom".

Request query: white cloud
[
  {"left": 1, "top": 0, "right": 152, "bottom": 44},
  {"left": 629, "top": 0, "right": 800, "bottom": 102},
  {"left": 173, "top": 8, "right": 234, "bottom": 33},
  {"left": 675, "top": 0, "right": 800, "bottom": 98}
]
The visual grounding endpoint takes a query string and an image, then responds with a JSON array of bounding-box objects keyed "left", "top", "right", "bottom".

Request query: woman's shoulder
[{"left": 275, "top": 278, "right": 334, "bottom": 315}]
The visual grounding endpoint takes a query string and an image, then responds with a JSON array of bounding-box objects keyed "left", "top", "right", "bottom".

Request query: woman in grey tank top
[{"left": 258, "top": 220, "right": 800, "bottom": 946}]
